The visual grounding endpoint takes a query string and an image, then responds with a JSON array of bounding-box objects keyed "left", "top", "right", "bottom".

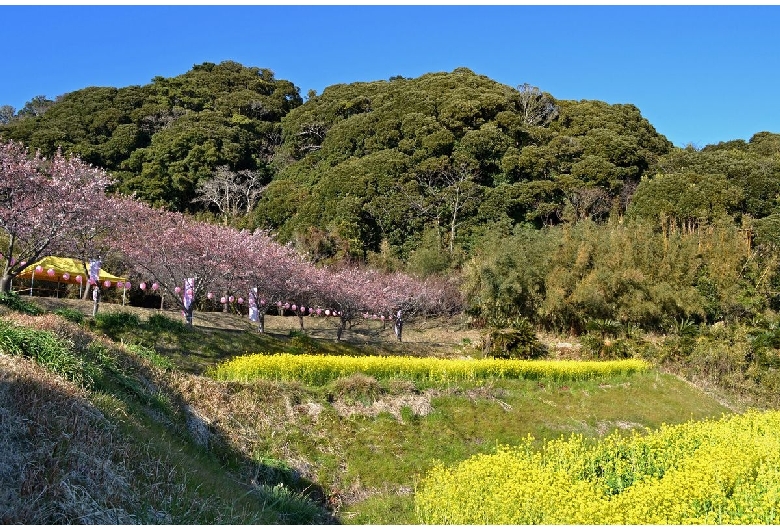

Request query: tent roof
[{"left": 17, "top": 256, "right": 127, "bottom": 285}]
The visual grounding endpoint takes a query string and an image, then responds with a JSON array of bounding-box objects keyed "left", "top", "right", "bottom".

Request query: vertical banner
[
  {"left": 248, "top": 287, "right": 259, "bottom": 322},
  {"left": 183, "top": 278, "right": 195, "bottom": 311},
  {"left": 88, "top": 260, "right": 101, "bottom": 285}
]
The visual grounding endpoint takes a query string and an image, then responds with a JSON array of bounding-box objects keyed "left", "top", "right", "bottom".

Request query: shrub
[
  {"left": 146, "top": 312, "right": 187, "bottom": 332},
  {"left": 0, "top": 320, "right": 90, "bottom": 387},
  {"left": 484, "top": 318, "right": 546, "bottom": 359},
  {"left": 92, "top": 311, "right": 141, "bottom": 334},
  {"left": 54, "top": 307, "right": 85, "bottom": 324},
  {"left": 0, "top": 291, "right": 43, "bottom": 315}
]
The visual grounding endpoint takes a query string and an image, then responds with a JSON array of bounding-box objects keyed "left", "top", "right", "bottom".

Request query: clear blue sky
[{"left": 1, "top": 4, "right": 778, "bottom": 148}]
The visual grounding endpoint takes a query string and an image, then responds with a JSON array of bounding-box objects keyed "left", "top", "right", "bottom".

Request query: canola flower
[
  {"left": 415, "top": 410, "right": 780, "bottom": 524},
  {"left": 207, "top": 353, "right": 648, "bottom": 385}
]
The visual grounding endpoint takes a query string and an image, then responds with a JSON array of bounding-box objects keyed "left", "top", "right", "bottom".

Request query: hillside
[{"left": 0, "top": 296, "right": 742, "bottom": 524}]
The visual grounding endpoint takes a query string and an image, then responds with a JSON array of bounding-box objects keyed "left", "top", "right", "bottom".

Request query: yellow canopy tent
[{"left": 17, "top": 256, "right": 127, "bottom": 285}]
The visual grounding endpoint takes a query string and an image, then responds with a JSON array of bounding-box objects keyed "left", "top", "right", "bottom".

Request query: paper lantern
[
  {"left": 284, "top": 302, "right": 290, "bottom": 309},
  {"left": 35, "top": 265, "right": 43, "bottom": 273},
  {"left": 116, "top": 281, "right": 123, "bottom": 288},
  {"left": 125, "top": 282, "right": 131, "bottom": 289},
  {"left": 260, "top": 299, "right": 266, "bottom": 306},
  {"left": 140, "top": 282, "right": 147, "bottom": 291},
  {"left": 325, "top": 309, "right": 331, "bottom": 316},
  {"left": 300, "top": 306, "right": 306, "bottom": 313},
  {"left": 220, "top": 296, "right": 227, "bottom": 304},
  {"left": 103, "top": 280, "right": 111, "bottom": 288},
  {"left": 186, "top": 289, "right": 193, "bottom": 297},
  {"left": 62, "top": 273, "right": 70, "bottom": 281},
  {"left": 207, "top": 292, "right": 214, "bottom": 299},
  {"left": 291, "top": 304, "right": 297, "bottom": 311},
  {"left": 228, "top": 296, "right": 235, "bottom": 303},
  {"left": 47, "top": 268, "right": 55, "bottom": 277},
  {"left": 174, "top": 286, "right": 181, "bottom": 294},
  {"left": 276, "top": 301, "right": 282, "bottom": 307},
  {"left": 19, "top": 261, "right": 25, "bottom": 267},
  {"left": 237, "top": 297, "right": 244, "bottom": 304},
  {"left": 152, "top": 282, "right": 159, "bottom": 291},
  {"left": 76, "top": 275, "right": 83, "bottom": 283}
]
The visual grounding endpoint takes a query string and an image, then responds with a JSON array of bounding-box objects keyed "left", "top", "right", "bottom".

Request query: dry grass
[{"left": 0, "top": 353, "right": 137, "bottom": 524}]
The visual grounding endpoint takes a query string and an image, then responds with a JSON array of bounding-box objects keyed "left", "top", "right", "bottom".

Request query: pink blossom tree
[
  {"left": 113, "top": 201, "right": 245, "bottom": 327},
  {"left": 231, "top": 230, "right": 314, "bottom": 333},
  {"left": 0, "top": 141, "right": 112, "bottom": 292}
]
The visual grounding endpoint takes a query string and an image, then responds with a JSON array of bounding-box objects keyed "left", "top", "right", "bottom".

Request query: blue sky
[{"left": 1, "top": 4, "right": 778, "bottom": 148}]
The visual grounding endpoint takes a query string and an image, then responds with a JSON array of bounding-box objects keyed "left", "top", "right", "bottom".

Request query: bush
[
  {"left": 54, "top": 307, "right": 85, "bottom": 324},
  {"left": 483, "top": 318, "right": 546, "bottom": 359},
  {"left": 0, "top": 320, "right": 90, "bottom": 387},
  {"left": 146, "top": 312, "right": 187, "bottom": 333},
  {"left": 92, "top": 311, "right": 141, "bottom": 334},
  {"left": 0, "top": 291, "right": 43, "bottom": 315},
  {"left": 288, "top": 330, "right": 317, "bottom": 354}
]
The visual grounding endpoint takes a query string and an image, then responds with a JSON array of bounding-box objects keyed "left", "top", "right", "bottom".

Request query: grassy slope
[{"left": 2, "top": 297, "right": 737, "bottom": 524}]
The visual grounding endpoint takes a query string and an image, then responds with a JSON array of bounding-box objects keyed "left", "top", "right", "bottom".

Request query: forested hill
[{"left": 2, "top": 61, "right": 779, "bottom": 271}]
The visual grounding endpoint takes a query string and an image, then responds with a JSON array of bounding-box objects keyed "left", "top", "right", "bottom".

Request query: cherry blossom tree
[
  {"left": 113, "top": 201, "right": 245, "bottom": 326},
  {"left": 231, "top": 230, "right": 314, "bottom": 333},
  {"left": 0, "top": 141, "right": 112, "bottom": 292}
]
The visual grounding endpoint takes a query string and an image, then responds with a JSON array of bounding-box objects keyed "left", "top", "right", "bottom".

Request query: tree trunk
[
  {"left": 185, "top": 305, "right": 194, "bottom": 328},
  {"left": 337, "top": 316, "right": 346, "bottom": 341},
  {"left": 298, "top": 312, "right": 305, "bottom": 330},
  {"left": 0, "top": 273, "right": 12, "bottom": 293},
  {"left": 258, "top": 312, "right": 265, "bottom": 334}
]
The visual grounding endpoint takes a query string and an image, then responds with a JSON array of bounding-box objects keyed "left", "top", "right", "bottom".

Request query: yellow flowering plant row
[
  {"left": 207, "top": 353, "right": 649, "bottom": 386},
  {"left": 415, "top": 410, "right": 780, "bottom": 524}
]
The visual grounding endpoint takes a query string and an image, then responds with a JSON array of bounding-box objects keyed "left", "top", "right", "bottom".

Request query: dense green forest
[{"left": 3, "top": 60, "right": 780, "bottom": 336}]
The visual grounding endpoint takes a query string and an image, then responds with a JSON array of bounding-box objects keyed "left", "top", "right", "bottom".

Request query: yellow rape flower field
[
  {"left": 415, "top": 409, "right": 780, "bottom": 524},
  {"left": 208, "top": 352, "right": 649, "bottom": 385}
]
